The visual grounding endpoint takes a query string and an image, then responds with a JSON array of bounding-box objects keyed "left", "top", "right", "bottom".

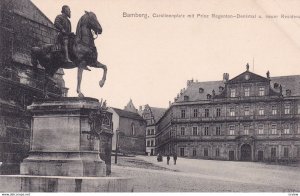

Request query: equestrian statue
[{"left": 31, "top": 5, "right": 107, "bottom": 97}]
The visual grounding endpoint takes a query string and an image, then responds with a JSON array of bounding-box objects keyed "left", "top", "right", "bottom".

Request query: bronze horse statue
[{"left": 31, "top": 11, "right": 107, "bottom": 97}]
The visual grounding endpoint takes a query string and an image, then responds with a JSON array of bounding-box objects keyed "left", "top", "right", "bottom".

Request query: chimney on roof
[
  {"left": 180, "top": 88, "right": 186, "bottom": 95},
  {"left": 266, "top": 71, "right": 270, "bottom": 79},
  {"left": 184, "top": 95, "right": 189, "bottom": 101},
  {"left": 223, "top": 73, "right": 229, "bottom": 82},
  {"left": 279, "top": 85, "right": 282, "bottom": 94},
  {"left": 207, "top": 94, "right": 212, "bottom": 100},
  {"left": 169, "top": 101, "right": 172, "bottom": 106},
  {"left": 139, "top": 106, "right": 143, "bottom": 111}
]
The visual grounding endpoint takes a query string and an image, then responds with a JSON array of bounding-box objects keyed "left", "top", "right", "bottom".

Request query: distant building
[
  {"left": 109, "top": 100, "right": 146, "bottom": 155},
  {"left": 0, "top": 0, "right": 67, "bottom": 174},
  {"left": 155, "top": 65, "right": 300, "bottom": 162},
  {"left": 124, "top": 99, "right": 139, "bottom": 113},
  {"left": 141, "top": 105, "right": 166, "bottom": 155}
]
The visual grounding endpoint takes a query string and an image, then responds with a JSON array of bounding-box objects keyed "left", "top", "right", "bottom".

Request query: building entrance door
[
  {"left": 151, "top": 149, "right": 154, "bottom": 156},
  {"left": 241, "top": 144, "right": 252, "bottom": 161},
  {"left": 258, "top": 151, "right": 263, "bottom": 161},
  {"left": 229, "top": 151, "right": 234, "bottom": 161}
]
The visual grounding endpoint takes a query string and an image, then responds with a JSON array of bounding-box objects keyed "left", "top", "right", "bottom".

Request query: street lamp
[
  {"left": 115, "top": 129, "right": 120, "bottom": 164},
  {"left": 114, "top": 130, "right": 125, "bottom": 164}
]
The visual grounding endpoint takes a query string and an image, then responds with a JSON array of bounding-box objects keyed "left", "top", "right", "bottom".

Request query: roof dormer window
[{"left": 273, "top": 83, "right": 279, "bottom": 89}]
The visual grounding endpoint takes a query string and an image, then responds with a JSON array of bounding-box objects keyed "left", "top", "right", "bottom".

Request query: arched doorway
[{"left": 241, "top": 144, "right": 252, "bottom": 161}]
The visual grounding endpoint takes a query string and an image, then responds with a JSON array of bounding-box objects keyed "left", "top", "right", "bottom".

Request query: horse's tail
[{"left": 31, "top": 46, "right": 41, "bottom": 70}]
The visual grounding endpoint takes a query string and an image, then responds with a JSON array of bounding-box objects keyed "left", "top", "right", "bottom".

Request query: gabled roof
[
  {"left": 149, "top": 107, "right": 167, "bottom": 123},
  {"left": 227, "top": 71, "right": 270, "bottom": 84},
  {"left": 111, "top": 107, "right": 144, "bottom": 121},
  {"left": 174, "top": 73, "right": 300, "bottom": 102},
  {"left": 124, "top": 99, "right": 138, "bottom": 113},
  {"left": 176, "top": 81, "right": 224, "bottom": 102},
  {"left": 271, "top": 75, "right": 300, "bottom": 96}
]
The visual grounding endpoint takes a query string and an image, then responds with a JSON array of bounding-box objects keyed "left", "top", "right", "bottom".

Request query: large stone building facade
[
  {"left": 155, "top": 65, "right": 300, "bottom": 162},
  {"left": 109, "top": 100, "right": 146, "bottom": 155},
  {"left": 0, "top": 0, "right": 67, "bottom": 174}
]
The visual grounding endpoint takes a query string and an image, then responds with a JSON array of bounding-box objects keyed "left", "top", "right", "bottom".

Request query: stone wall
[
  {"left": 174, "top": 140, "right": 300, "bottom": 161},
  {"left": 118, "top": 117, "right": 146, "bottom": 155},
  {"left": 0, "top": 0, "right": 67, "bottom": 174}
]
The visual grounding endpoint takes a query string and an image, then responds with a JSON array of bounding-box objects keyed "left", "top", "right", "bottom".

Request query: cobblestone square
[{"left": 112, "top": 156, "right": 300, "bottom": 192}]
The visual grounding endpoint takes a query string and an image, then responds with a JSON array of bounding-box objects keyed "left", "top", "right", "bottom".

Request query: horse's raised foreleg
[
  {"left": 77, "top": 67, "right": 85, "bottom": 97},
  {"left": 91, "top": 61, "right": 107, "bottom": 87}
]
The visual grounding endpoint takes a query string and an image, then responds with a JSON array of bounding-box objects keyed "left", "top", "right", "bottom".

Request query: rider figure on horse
[
  {"left": 54, "top": 5, "right": 72, "bottom": 63},
  {"left": 54, "top": 5, "right": 91, "bottom": 71}
]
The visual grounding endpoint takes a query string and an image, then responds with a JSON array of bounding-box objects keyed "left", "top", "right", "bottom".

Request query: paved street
[{"left": 111, "top": 156, "right": 300, "bottom": 192}]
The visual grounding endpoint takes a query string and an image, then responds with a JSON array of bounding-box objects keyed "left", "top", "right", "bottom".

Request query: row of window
[
  {"left": 179, "top": 147, "right": 300, "bottom": 158},
  {"left": 269, "top": 147, "right": 296, "bottom": 158},
  {"left": 179, "top": 147, "right": 217, "bottom": 157},
  {"left": 147, "top": 129, "right": 155, "bottom": 135},
  {"left": 189, "top": 148, "right": 220, "bottom": 157},
  {"left": 178, "top": 124, "right": 300, "bottom": 136},
  {"left": 180, "top": 104, "right": 300, "bottom": 118},
  {"left": 230, "top": 87, "right": 265, "bottom": 98},
  {"left": 146, "top": 140, "right": 155, "bottom": 147}
]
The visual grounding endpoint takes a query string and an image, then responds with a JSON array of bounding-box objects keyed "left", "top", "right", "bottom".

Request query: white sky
[{"left": 31, "top": 0, "right": 300, "bottom": 109}]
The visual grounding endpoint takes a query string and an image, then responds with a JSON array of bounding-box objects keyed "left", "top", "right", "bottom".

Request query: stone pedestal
[
  {"left": 20, "top": 97, "right": 108, "bottom": 177},
  {"left": 0, "top": 97, "right": 133, "bottom": 192},
  {"left": 0, "top": 175, "right": 133, "bottom": 192}
]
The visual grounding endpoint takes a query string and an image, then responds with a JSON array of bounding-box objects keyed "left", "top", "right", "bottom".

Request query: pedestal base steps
[{"left": 0, "top": 175, "right": 133, "bottom": 192}]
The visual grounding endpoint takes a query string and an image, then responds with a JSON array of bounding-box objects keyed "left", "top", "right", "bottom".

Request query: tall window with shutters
[
  {"left": 244, "top": 87, "right": 250, "bottom": 97},
  {"left": 258, "top": 124, "right": 264, "bottom": 135},
  {"left": 181, "top": 109, "right": 186, "bottom": 118},
  {"left": 192, "top": 127, "right": 198, "bottom": 136},
  {"left": 230, "top": 89, "right": 236, "bottom": 97},
  {"left": 229, "top": 125, "right": 235, "bottom": 135},
  {"left": 284, "top": 105, "right": 290, "bottom": 114},
  {"left": 259, "top": 87, "right": 265, "bottom": 96},
  {"left": 193, "top": 109, "right": 198, "bottom": 118},
  {"left": 216, "top": 108, "right": 221, "bottom": 117}
]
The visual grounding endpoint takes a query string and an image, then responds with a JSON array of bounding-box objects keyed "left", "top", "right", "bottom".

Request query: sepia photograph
[{"left": 0, "top": 0, "right": 299, "bottom": 194}]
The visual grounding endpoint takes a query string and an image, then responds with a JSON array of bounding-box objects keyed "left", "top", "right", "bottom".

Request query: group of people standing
[{"left": 157, "top": 153, "right": 177, "bottom": 165}]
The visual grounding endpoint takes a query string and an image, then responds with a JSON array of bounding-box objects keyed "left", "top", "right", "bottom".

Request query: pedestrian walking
[
  {"left": 167, "top": 154, "right": 170, "bottom": 165},
  {"left": 173, "top": 153, "right": 177, "bottom": 165},
  {"left": 157, "top": 153, "right": 162, "bottom": 162}
]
